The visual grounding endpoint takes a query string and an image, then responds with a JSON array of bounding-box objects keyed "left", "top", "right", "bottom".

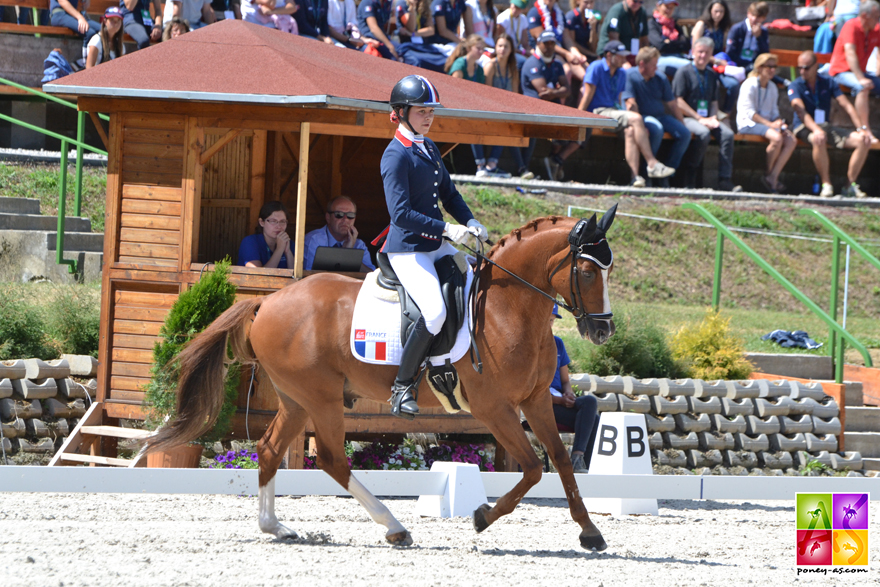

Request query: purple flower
[
  {"left": 225, "top": 463, "right": 234, "bottom": 469},
  {"left": 240, "top": 449, "right": 249, "bottom": 456},
  {"left": 250, "top": 453, "right": 258, "bottom": 461},
  {"left": 215, "top": 455, "right": 226, "bottom": 463},
  {"left": 226, "top": 450, "right": 236, "bottom": 459},
  {"left": 234, "top": 465, "right": 242, "bottom": 469}
]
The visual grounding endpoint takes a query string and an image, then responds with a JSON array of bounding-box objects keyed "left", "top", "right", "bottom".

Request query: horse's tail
[{"left": 145, "top": 298, "right": 262, "bottom": 454}]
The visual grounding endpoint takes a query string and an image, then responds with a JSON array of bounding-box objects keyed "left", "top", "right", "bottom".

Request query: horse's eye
[{"left": 582, "top": 271, "right": 594, "bottom": 279}]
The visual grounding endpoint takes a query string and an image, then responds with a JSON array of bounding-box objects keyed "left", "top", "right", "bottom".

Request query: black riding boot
[{"left": 390, "top": 317, "right": 434, "bottom": 420}]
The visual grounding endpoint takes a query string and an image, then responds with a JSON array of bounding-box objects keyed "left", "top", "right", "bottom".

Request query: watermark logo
[{"left": 796, "top": 493, "right": 869, "bottom": 574}]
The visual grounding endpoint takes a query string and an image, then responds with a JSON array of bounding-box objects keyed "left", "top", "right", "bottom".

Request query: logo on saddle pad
[{"left": 354, "top": 329, "right": 388, "bottom": 361}]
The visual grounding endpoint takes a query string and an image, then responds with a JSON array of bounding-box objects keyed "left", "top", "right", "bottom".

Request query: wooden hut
[{"left": 44, "top": 20, "right": 614, "bottom": 465}]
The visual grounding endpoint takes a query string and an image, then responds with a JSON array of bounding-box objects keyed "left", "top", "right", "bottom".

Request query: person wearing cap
[
  {"left": 789, "top": 50, "right": 870, "bottom": 199},
  {"left": 380, "top": 75, "right": 488, "bottom": 419},
  {"left": 303, "top": 197, "right": 376, "bottom": 271},
  {"left": 578, "top": 41, "right": 674, "bottom": 187},
  {"left": 622, "top": 46, "right": 691, "bottom": 185},
  {"left": 648, "top": 0, "right": 690, "bottom": 78},
  {"left": 528, "top": 0, "right": 588, "bottom": 92},
  {"left": 120, "top": 0, "right": 165, "bottom": 49},
  {"left": 672, "top": 36, "right": 738, "bottom": 191},
  {"left": 522, "top": 30, "right": 574, "bottom": 180},
  {"left": 598, "top": 0, "right": 649, "bottom": 60},
  {"left": 496, "top": 0, "right": 531, "bottom": 69},
  {"left": 49, "top": 0, "right": 100, "bottom": 51},
  {"left": 85, "top": 6, "right": 125, "bottom": 68},
  {"left": 548, "top": 304, "right": 598, "bottom": 474},
  {"left": 162, "top": 0, "right": 215, "bottom": 32}
]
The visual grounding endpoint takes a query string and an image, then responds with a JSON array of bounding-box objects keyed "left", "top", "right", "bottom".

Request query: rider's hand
[
  {"left": 443, "top": 223, "right": 471, "bottom": 244},
  {"left": 467, "top": 219, "right": 488, "bottom": 242}
]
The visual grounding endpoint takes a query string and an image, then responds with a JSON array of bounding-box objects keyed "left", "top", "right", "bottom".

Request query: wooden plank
[
  {"left": 181, "top": 116, "right": 203, "bottom": 271},
  {"left": 0, "top": 0, "right": 50, "bottom": 9},
  {"left": 108, "top": 265, "right": 184, "bottom": 280},
  {"left": 109, "top": 389, "right": 147, "bottom": 403},
  {"left": 123, "top": 128, "right": 185, "bottom": 145},
  {"left": 0, "top": 23, "right": 76, "bottom": 36},
  {"left": 522, "top": 124, "right": 585, "bottom": 141},
  {"left": 110, "top": 361, "right": 153, "bottom": 378},
  {"left": 122, "top": 113, "right": 187, "bottom": 130},
  {"left": 124, "top": 142, "right": 185, "bottom": 160},
  {"left": 114, "top": 290, "right": 178, "bottom": 308},
  {"left": 293, "top": 122, "right": 309, "bottom": 279},
  {"left": 122, "top": 155, "right": 184, "bottom": 174},
  {"left": 104, "top": 402, "right": 146, "bottom": 420},
  {"left": 121, "top": 198, "right": 182, "bottom": 216},
  {"left": 250, "top": 130, "right": 267, "bottom": 231},
  {"left": 59, "top": 453, "right": 134, "bottom": 467},
  {"left": 120, "top": 170, "right": 183, "bottom": 187},
  {"left": 117, "top": 256, "right": 179, "bottom": 268},
  {"left": 119, "top": 227, "right": 180, "bottom": 245},
  {"left": 80, "top": 425, "right": 151, "bottom": 440},
  {"left": 89, "top": 111, "right": 109, "bottom": 151},
  {"left": 120, "top": 212, "right": 181, "bottom": 231},
  {"left": 200, "top": 128, "right": 243, "bottom": 165},
  {"left": 111, "top": 348, "right": 154, "bottom": 364},
  {"left": 118, "top": 242, "right": 179, "bottom": 260},
  {"left": 48, "top": 401, "right": 103, "bottom": 467},
  {"left": 114, "top": 319, "right": 163, "bottom": 336},
  {"left": 201, "top": 198, "right": 252, "bottom": 208},
  {"left": 113, "top": 306, "right": 170, "bottom": 322},
  {"left": 330, "top": 135, "right": 343, "bottom": 198},
  {"left": 113, "top": 333, "right": 160, "bottom": 350},
  {"left": 109, "top": 376, "right": 151, "bottom": 392}
]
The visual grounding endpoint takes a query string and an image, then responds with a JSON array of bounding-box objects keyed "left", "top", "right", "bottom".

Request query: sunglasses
[
  {"left": 797, "top": 63, "right": 817, "bottom": 70},
  {"left": 330, "top": 211, "right": 356, "bottom": 219},
  {"left": 763, "top": 64, "right": 777, "bottom": 69}
]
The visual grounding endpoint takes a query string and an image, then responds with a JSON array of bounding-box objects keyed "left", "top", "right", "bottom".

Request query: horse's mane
[{"left": 487, "top": 215, "right": 567, "bottom": 259}]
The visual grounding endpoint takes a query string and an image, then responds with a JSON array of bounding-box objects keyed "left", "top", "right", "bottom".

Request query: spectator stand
[{"left": 40, "top": 19, "right": 615, "bottom": 467}]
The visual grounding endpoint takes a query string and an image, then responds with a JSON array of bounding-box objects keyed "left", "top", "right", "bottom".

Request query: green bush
[
  {"left": 0, "top": 286, "right": 55, "bottom": 360},
  {"left": 562, "top": 306, "right": 685, "bottom": 379},
  {"left": 144, "top": 259, "right": 240, "bottom": 444},
  {"left": 44, "top": 284, "right": 100, "bottom": 357},
  {"left": 671, "top": 308, "right": 753, "bottom": 380}
]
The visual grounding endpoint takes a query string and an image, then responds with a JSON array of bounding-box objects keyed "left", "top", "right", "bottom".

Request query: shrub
[
  {"left": 671, "top": 308, "right": 753, "bottom": 380},
  {"left": 564, "top": 305, "right": 685, "bottom": 379},
  {"left": 144, "top": 259, "right": 240, "bottom": 444},
  {"left": 0, "top": 286, "right": 54, "bottom": 359},
  {"left": 44, "top": 284, "right": 100, "bottom": 356}
]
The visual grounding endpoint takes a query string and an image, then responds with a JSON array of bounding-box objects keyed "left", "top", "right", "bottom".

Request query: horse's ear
[
  {"left": 584, "top": 214, "right": 597, "bottom": 235},
  {"left": 597, "top": 203, "right": 618, "bottom": 235}
]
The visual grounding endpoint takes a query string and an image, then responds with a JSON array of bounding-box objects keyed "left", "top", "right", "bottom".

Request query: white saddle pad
[{"left": 350, "top": 265, "right": 473, "bottom": 366}]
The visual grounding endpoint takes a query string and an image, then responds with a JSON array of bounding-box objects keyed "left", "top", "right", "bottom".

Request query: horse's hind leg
[
  {"left": 257, "top": 393, "right": 310, "bottom": 540},
  {"left": 520, "top": 394, "right": 606, "bottom": 552},
  {"left": 311, "top": 406, "right": 413, "bottom": 546}
]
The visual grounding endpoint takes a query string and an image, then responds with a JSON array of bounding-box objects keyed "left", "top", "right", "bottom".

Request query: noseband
[{"left": 548, "top": 218, "right": 614, "bottom": 323}]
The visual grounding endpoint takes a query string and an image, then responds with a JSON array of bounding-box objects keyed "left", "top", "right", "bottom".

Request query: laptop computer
[{"left": 311, "top": 246, "right": 365, "bottom": 272}]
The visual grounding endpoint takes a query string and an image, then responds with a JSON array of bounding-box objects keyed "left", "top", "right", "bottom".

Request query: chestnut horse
[{"left": 146, "top": 208, "right": 617, "bottom": 551}]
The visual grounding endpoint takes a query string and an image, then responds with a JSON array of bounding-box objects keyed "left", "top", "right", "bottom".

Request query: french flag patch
[{"left": 354, "top": 329, "right": 387, "bottom": 360}]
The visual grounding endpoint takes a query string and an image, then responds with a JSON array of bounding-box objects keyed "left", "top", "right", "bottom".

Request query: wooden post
[
  {"left": 180, "top": 117, "right": 204, "bottom": 271},
  {"left": 330, "top": 135, "right": 343, "bottom": 199},
  {"left": 250, "top": 130, "right": 267, "bottom": 231},
  {"left": 293, "top": 122, "right": 310, "bottom": 279}
]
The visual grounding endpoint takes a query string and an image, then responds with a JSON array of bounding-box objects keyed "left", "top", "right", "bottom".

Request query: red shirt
[{"left": 830, "top": 17, "right": 880, "bottom": 77}]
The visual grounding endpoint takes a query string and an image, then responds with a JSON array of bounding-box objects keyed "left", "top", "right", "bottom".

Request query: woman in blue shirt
[{"left": 237, "top": 201, "right": 292, "bottom": 269}]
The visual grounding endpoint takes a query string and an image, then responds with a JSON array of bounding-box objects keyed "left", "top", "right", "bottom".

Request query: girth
[{"left": 375, "top": 252, "right": 466, "bottom": 357}]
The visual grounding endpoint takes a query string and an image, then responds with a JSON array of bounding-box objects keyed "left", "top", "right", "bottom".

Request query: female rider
[{"left": 380, "top": 74, "right": 488, "bottom": 419}]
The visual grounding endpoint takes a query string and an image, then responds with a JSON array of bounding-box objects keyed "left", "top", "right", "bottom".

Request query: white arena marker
[
  {"left": 415, "top": 462, "right": 488, "bottom": 518},
  {"left": 584, "top": 412, "right": 659, "bottom": 516}
]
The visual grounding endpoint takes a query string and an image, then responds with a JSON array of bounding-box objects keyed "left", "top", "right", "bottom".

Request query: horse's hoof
[
  {"left": 473, "top": 503, "right": 492, "bottom": 533},
  {"left": 273, "top": 526, "right": 300, "bottom": 541},
  {"left": 386, "top": 530, "right": 413, "bottom": 546},
  {"left": 579, "top": 529, "right": 607, "bottom": 552}
]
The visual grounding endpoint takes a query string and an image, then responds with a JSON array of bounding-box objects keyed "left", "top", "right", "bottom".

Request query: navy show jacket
[
  {"left": 380, "top": 131, "right": 474, "bottom": 253},
  {"left": 726, "top": 20, "right": 769, "bottom": 69}
]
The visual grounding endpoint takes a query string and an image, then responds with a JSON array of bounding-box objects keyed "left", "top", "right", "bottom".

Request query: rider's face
[{"left": 408, "top": 107, "right": 435, "bottom": 134}]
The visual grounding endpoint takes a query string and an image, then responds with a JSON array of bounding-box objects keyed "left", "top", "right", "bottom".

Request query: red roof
[{"left": 46, "top": 19, "right": 607, "bottom": 125}]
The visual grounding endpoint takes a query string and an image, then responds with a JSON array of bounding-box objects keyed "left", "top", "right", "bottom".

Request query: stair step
[
  {"left": 80, "top": 425, "right": 151, "bottom": 440},
  {"left": 47, "top": 231, "right": 104, "bottom": 253},
  {"left": 843, "top": 432, "right": 880, "bottom": 458},
  {"left": 863, "top": 458, "right": 880, "bottom": 471},
  {"left": 0, "top": 213, "right": 92, "bottom": 232},
  {"left": 845, "top": 407, "right": 880, "bottom": 432},
  {"left": 59, "top": 453, "right": 135, "bottom": 467},
  {"left": 0, "top": 197, "right": 40, "bottom": 215}
]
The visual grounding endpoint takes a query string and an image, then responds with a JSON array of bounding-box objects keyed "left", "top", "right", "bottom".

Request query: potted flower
[{"left": 143, "top": 259, "right": 240, "bottom": 468}]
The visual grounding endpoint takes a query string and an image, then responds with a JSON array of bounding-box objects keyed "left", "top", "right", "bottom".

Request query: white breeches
[{"left": 387, "top": 241, "right": 459, "bottom": 335}]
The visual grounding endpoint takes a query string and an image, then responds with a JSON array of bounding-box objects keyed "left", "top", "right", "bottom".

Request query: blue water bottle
[{"left": 812, "top": 175, "right": 820, "bottom": 195}]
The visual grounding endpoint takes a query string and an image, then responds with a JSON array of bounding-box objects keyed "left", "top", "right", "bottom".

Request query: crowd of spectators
[{"left": 9, "top": 0, "right": 880, "bottom": 196}]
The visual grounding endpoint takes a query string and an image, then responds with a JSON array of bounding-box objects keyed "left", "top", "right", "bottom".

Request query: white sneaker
[
  {"left": 647, "top": 162, "right": 676, "bottom": 178},
  {"left": 631, "top": 175, "right": 647, "bottom": 188},
  {"left": 475, "top": 166, "right": 489, "bottom": 177},
  {"left": 520, "top": 170, "right": 535, "bottom": 180},
  {"left": 819, "top": 183, "right": 834, "bottom": 198}
]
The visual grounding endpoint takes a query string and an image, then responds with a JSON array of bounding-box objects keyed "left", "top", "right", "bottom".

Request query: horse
[{"left": 146, "top": 207, "right": 618, "bottom": 551}]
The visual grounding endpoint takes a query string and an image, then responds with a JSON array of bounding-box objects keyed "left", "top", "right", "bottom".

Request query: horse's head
[{"left": 550, "top": 205, "right": 617, "bottom": 346}]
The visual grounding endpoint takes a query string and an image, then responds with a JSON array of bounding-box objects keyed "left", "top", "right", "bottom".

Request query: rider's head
[{"left": 390, "top": 75, "right": 443, "bottom": 136}]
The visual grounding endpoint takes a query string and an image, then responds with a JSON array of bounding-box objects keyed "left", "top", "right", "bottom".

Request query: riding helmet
[{"left": 389, "top": 75, "right": 443, "bottom": 108}]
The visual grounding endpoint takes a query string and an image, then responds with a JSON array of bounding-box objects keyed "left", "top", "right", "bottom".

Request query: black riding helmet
[{"left": 390, "top": 75, "right": 442, "bottom": 135}]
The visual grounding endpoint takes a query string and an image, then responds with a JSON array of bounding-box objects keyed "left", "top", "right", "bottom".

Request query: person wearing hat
[
  {"left": 598, "top": 0, "right": 649, "bottom": 60},
  {"left": 578, "top": 40, "right": 675, "bottom": 187},
  {"left": 380, "top": 75, "right": 488, "bottom": 419},
  {"left": 648, "top": 0, "right": 690, "bottom": 79},
  {"left": 547, "top": 304, "right": 599, "bottom": 474},
  {"left": 120, "top": 0, "right": 165, "bottom": 49},
  {"left": 49, "top": 0, "right": 100, "bottom": 51},
  {"left": 528, "top": 0, "right": 588, "bottom": 99},
  {"left": 85, "top": 6, "right": 125, "bottom": 68},
  {"left": 496, "top": 0, "right": 531, "bottom": 69},
  {"left": 622, "top": 46, "right": 691, "bottom": 186}
]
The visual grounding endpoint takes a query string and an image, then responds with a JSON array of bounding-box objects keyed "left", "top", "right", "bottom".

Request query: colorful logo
[{"left": 796, "top": 493, "right": 870, "bottom": 572}]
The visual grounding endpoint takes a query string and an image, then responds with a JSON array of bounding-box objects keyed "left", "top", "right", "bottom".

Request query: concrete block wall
[
  {"left": 571, "top": 373, "right": 866, "bottom": 476},
  {"left": 0, "top": 357, "right": 98, "bottom": 462}
]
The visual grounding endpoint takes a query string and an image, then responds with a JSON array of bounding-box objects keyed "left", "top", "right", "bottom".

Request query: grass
[{"left": 0, "top": 162, "right": 107, "bottom": 232}]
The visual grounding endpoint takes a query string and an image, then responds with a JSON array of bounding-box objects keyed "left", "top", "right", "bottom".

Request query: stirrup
[{"left": 390, "top": 383, "right": 419, "bottom": 420}]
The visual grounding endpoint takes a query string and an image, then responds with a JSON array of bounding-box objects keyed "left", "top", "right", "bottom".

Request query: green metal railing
[
  {"left": 682, "top": 203, "right": 872, "bottom": 382},
  {"left": 800, "top": 209, "right": 880, "bottom": 381},
  {"left": 0, "top": 77, "right": 108, "bottom": 274}
]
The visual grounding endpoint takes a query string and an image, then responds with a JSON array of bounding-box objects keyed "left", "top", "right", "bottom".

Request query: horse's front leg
[
  {"left": 520, "top": 393, "right": 606, "bottom": 552},
  {"left": 467, "top": 401, "right": 544, "bottom": 532}
]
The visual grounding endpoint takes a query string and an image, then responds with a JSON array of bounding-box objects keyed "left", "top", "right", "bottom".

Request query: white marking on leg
[
  {"left": 601, "top": 268, "right": 611, "bottom": 314},
  {"left": 258, "top": 476, "right": 297, "bottom": 539},
  {"left": 347, "top": 475, "right": 406, "bottom": 536}
]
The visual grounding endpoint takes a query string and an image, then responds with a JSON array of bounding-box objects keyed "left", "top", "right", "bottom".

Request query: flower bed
[{"left": 303, "top": 440, "right": 495, "bottom": 472}]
